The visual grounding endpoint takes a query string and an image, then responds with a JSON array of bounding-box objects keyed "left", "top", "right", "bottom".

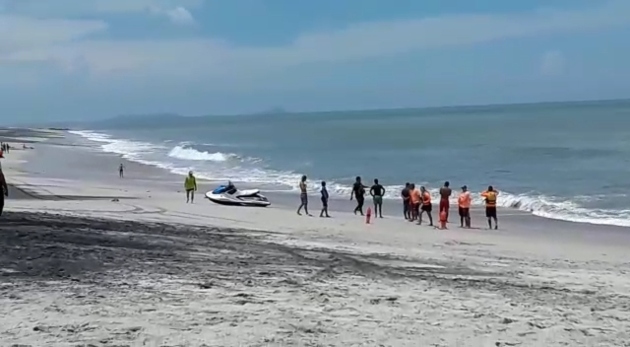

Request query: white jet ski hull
[{"left": 205, "top": 190, "right": 270, "bottom": 207}]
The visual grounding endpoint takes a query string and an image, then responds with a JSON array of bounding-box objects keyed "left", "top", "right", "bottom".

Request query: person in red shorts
[{"left": 439, "top": 181, "right": 452, "bottom": 221}]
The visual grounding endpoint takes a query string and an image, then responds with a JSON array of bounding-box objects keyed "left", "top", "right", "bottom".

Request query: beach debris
[{"left": 198, "top": 281, "right": 213, "bottom": 289}]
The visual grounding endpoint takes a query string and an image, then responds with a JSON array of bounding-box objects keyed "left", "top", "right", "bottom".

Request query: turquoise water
[{"left": 71, "top": 100, "right": 630, "bottom": 226}]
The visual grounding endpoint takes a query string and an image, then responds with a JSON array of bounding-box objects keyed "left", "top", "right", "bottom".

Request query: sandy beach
[{"left": 1, "top": 130, "right": 630, "bottom": 347}]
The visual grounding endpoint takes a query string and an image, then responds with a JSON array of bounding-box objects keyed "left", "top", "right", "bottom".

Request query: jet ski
[{"left": 205, "top": 183, "right": 270, "bottom": 207}]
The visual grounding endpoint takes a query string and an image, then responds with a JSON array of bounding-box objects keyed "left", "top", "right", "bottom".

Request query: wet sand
[{"left": 1, "top": 131, "right": 630, "bottom": 346}]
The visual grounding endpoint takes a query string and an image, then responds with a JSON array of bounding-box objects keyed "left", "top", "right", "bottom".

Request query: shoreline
[
  {"left": 1, "top": 129, "right": 630, "bottom": 346},
  {"left": 20, "top": 132, "right": 630, "bottom": 235},
  {"left": 66, "top": 129, "right": 630, "bottom": 229}
]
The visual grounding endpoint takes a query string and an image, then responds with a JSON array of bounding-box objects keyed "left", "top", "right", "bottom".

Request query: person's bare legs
[{"left": 297, "top": 193, "right": 311, "bottom": 216}]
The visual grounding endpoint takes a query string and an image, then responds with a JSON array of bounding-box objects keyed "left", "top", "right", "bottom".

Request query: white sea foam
[
  {"left": 167, "top": 145, "right": 235, "bottom": 162},
  {"left": 69, "top": 130, "right": 630, "bottom": 227}
]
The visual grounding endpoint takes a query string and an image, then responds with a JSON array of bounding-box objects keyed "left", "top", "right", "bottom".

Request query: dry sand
[{"left": 1, "top": 136, "right": 630, "bottom": 347}]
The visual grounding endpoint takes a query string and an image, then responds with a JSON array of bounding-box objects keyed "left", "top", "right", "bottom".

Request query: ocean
[{"left": 69, "top": 100, "right": 630, "bottom": 227}]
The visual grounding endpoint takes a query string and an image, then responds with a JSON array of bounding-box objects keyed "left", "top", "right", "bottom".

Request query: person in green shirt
[{"left": 184, "top": 171, "right": 197, "bottom": 203}]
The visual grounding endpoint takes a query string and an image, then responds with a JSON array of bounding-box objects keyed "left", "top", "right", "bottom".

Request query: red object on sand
[
  {"left": 439, "top": 210, "right": 447, "bottom": 229},
  {"left": 366, "top": 207, "right": 372, "bottom": 224}
]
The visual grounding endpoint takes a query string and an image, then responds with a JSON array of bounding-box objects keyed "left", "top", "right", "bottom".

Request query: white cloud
[
  {"left": 540, "top": 50, "right": 565, "bottom": 76},
  {"left": 0, "top": 0, "right": 203, "bottom": 16},
  {"left": 1, "top": 0, "right": 630, "bottom": 82},
  {"left": 149, "top": 5, "right": 195, "bottom": 25}
]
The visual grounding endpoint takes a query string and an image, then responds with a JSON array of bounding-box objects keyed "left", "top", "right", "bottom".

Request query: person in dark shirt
[
  {"left": 319, "top": 181, "right": 330, "bottom": 218},
  {"left": 0, "top": 169, "right": 8, "bottom": 217},
  {"left": 350, "top": 176, "right": 368, "bottom": 216},
  {"left": 401, "top": 182, "right": 411, "bottom": 220},
  {"left": 370, "top": 178, "right": 386, "bottom": 218}
]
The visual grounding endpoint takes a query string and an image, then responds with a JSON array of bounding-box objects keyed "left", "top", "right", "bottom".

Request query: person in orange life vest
[
  {"left": 458, "top": 185, "right": 472, "bottom": 228},
  {"left": 419, "top": 186, "right": 433, "bottom": 226},
  {"left": 481, "top": 185, "right": 499, "bottom": 230}
]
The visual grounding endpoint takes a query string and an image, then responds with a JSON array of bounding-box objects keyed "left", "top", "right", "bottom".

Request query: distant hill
[{"left": 254, "top": 107, "right": 288, "bottom": 115}]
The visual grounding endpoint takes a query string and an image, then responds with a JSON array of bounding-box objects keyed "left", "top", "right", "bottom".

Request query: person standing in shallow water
[
  {"left": 319, "top": 181, "right": 331, "bottom": 218},
  {"left": 350, "top": 176, "right": 368, "bottom": 216},
  {"left": 439, "top": 181, "right": 452, "bottom": 221},
  {"left": 297, "top": 175, "right": 311, "bottom": 216},
  {"left": 184, "top": 171, "right": 197, "bottom": 203},
  {"left": 119, "top": 163, "right": 124, "bottom": 178},
  {"left": 370, "top": 178, "right": 386, "bottom": 218}
]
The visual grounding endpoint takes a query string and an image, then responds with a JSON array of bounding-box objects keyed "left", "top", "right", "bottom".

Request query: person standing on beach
[
  {"left": 401, "top": 183, "right": 411, "bottom": 220},
  {"left": 119, "top": 163, "right": 124, "bottom": 178},
  {"left": 350, "top": 176, "right": 368, "bottom": 216},
  {"left": 419, "top": 186, "right": 433, "bottom": 226},
  {"left": 184, "top": 171, "right": 197, "bottom": 203},
  {"left": 439, "top": 181, "right": 452, "bottom": 221},
  {"left": 409, "top": 183, "right": 420, "bottom": 221},
  {"left": 0, "top": 168, "right": 8, "bottom": 217},
  {"left": 297, "top": 175, "right": 311, "bottom": 216},
  {"left": 370, "top": 178, "right": 386, "bottom": 218},
  {"left": 319, "top": 181, "right": 330, "bottom": 218},
  {"left": 481, "top": 186, "right": 499, "bottom": 229},
  {"left": 458, "top": 185, "right": 472, "bottom": 228}
]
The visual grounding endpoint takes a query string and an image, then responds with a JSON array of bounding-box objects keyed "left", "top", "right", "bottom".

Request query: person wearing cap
[
  {"left": 184, "top": 170, "right": 197, "bottom": 203},
  {"left": 458, "top": 185, "right": 471, "bottom": 228}
]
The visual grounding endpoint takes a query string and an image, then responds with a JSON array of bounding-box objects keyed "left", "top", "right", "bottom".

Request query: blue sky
[{"left": 1, "top": 0, "right": 630, "bottom": 123}]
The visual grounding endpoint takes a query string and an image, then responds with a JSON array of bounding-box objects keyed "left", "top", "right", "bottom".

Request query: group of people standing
[
  {"left": 296, "top": 175, "right": 387, "bottom": 219},
  {"left": 296, "top": 176, "right": 500, "bottom": 230}
]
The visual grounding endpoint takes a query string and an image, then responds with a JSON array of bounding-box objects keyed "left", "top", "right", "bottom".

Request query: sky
[{"left": 2, "top": 0, "right": 630, "bottom": 123}]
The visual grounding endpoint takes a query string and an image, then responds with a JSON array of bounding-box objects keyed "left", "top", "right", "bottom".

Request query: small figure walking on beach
[
  {"left": 119, "top": 163, "right": 124, "bottom": 178},
  {"left": 458, "top": 185, "right": 472, "bottom": 228},
  {"left": 370, "top": 178, "right": 385, "bottom": 218},
  {"left": 297, "top": 175, "right": 311, "bottom": 216},
  {"left": 319, "top": 181, "right": 331, "bottom": 218},
  {"left": 419, "top": 186, "right": 433, "bottom": 226},
  {"left": 185, "top": 171, "right": 197, "bottom": 203},
  {"left": 351, "top": 176, "right": 368, "bottom": 216},
  {"left": 439, "top": 181, "right": 452, "bottom": 221},
  {"left": 401, "top": 183, "right": 411, "bottom": 220},
  {"left": 481, "top": 186, "right": 499, "bottom": 229}
]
